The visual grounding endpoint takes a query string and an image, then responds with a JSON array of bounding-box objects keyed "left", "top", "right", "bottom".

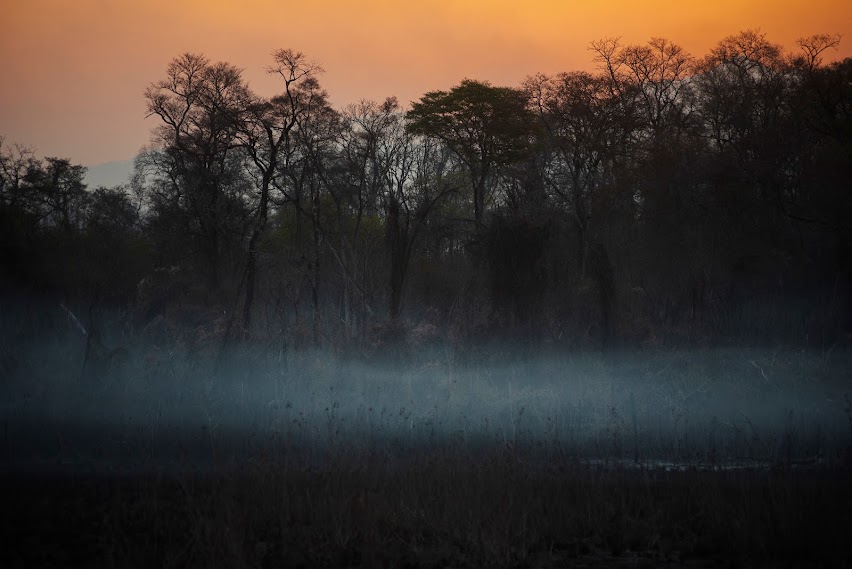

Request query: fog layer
[{"left": 3, "top": 336, "right": 850, "bottom": 475}]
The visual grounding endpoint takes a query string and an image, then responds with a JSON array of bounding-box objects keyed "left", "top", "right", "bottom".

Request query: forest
[{"left": 2, "top": 30, "right": 850, "bottom": 362}]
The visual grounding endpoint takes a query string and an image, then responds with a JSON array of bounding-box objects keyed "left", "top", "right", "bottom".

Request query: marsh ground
[{"left": 3, "top": 346, "right": 851, "bottom": 567}]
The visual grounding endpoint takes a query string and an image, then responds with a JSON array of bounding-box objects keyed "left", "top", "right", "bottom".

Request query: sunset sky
[{"left": 1, "top": 0, "right": 850, "bottom": 172}]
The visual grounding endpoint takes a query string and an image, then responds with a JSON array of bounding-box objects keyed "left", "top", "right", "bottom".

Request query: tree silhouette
[
  {"left": 4, "top": 30, "right": 850, "bottom": 356},
  {"left": 407, "top": 79, "right": 533, "bottom": 226},
  {"left": 238, "top": 49, "right": 324, "bottom": 337},
  {"left": 145, "top": 53, "right": 252, "bottom": 293}
]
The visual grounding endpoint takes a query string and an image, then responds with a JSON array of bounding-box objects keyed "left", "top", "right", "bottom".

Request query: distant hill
[{"left": 85, "top": 159, "right": 133, "bottom": 189}]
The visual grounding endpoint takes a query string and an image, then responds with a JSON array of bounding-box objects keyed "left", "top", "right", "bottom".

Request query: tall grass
[{"left": 3, "top": 324, "right": 851, "bottom": 567}]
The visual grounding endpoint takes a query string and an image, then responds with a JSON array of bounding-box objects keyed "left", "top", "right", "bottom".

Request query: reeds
[{"left": 3, "top": 338, "right": 851, "bottom": 567}]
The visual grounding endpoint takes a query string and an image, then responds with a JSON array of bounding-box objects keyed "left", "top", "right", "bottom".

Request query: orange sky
[{"left": 1, "top": 0, "right": 850, "bottom": 168}]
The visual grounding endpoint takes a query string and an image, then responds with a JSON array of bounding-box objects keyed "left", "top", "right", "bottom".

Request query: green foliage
[
  {"left": 407, "top": 79, "right": 534, "bottom": 171},
  {"left": 408, "top": 80, "right": 536, "bottom": 223}
]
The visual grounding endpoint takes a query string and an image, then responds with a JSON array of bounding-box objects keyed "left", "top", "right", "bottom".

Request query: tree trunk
[
  {"left": 242, "top": 248, "right": 258, "bottom": 336},
  {"left": 473, "top": 178, "right": 486, "bottom": 225},
  {"left": 589, "top": 243, "right": 615, "bottom": 350},
  {"left": 311, "top": 185, "right": 322, "bottom": 346},
  {"left": 389, "top": 249, "right": 406, "bottom": 320},
  {"left": 386, "top": 198, "right": 410, "bottom": 320},
  {"left": 242, "top": 173, "right": 272, "bottom": 337}
]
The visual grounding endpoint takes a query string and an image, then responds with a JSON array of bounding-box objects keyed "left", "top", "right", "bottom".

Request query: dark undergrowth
[{"left": 5, "top": 452, "right": 851, "bottom": 569}]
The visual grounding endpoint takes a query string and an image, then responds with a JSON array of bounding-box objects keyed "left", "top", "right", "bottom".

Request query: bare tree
[
  {"left": 286, "top": 77, "right": 339, "bottom": 345},
  {"left": 524, "top": 71, "right": 631, "bottom": 272},
  {"left": 0, "top": 137, "right": 38, "bottom": 210},
  {"left": 145, "top": 53, "right": 252, "bottom": 292},
  {"left": 238, "top": 49, "right": 324, "bottom": 336}
]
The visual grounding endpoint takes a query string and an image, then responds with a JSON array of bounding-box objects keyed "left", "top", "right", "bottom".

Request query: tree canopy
[{"left": 3, "top": 31, "right": 851, "bottom": 357}]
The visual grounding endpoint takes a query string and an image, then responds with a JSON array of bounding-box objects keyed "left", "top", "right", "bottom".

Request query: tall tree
[
  {"left": 24, "top": 157, "right": 89, "bottom": 233},
  {"left": 144, "top": 53, "right": 252, "bottom": 293},
  {"left": 238, "top": 49, "right": 323, "bottom": 336},
  {"left": 693, "top": 31, "right": 794, "bottom": 276},
  {"left": 367, "top": 98, "right": 456, "bottom": 319},
  {"left": 0, "top": 137, "right": 37, "bottom": 212},
  {"left": 287, "top": 76, "right": 339, "bottom": 345},
  {"left": 592, "top": 37, "right": 706, "bottom": 337},
  {"left": 524, "top": 70, "right": 633, "bottom": 346},
  {"left": 525, "top": 71, "right": 631, "bottom": 271},
  {"left": 407, "top": 79, "right": 532, "bottom": 225}
]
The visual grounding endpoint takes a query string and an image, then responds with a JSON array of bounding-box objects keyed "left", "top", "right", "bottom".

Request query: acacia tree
[
  {"left": 144, "top": 53, "right": 252, "bottom": 293},
  {"left": 407, "top": 79, "right": 532, "bottom": 226}
]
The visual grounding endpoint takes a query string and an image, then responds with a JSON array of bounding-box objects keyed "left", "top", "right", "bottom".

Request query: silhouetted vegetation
[
  {"left": 8, "top": 462, "right": 852, "bottom": 568},
  {"left": 2, "top": 30, "right": 852, "bottom": 568},
  {"left": 2, "top": 31, "right": 849, "bottom": 355}
]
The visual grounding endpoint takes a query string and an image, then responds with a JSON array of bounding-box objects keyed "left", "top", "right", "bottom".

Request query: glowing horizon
[{"left": 1, "top": 0, "right": 850, "bottom": 167}]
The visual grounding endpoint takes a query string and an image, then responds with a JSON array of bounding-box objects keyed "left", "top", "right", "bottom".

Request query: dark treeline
[{"left": 2, "top": 31, "right": 851, "bottom": 362}]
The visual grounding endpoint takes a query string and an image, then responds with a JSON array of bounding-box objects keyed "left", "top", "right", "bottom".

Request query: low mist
[{"left": 4, "top": 331, "right": 850, "bottom": 475}]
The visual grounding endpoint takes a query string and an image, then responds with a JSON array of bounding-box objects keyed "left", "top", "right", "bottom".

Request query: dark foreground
[{"left": 4, "top": 453, "right": 851, "bottom": 569}]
